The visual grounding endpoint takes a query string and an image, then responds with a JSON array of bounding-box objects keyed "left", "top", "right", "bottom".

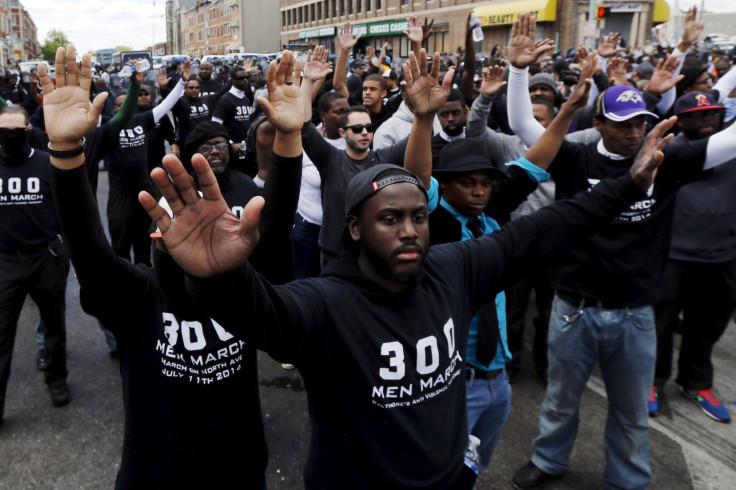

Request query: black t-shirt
[
  {"left": 107, "top": 111, "right": 158, "bottom": 193},
  {"left": 548, "top": 138, "right": 710, "bottom": 305},
  {"left": 0, "top": 149, "right": 60, "bottom": 251},
  {"left": 213, "top": 91, "right": 254, "bottom": 143},
  {"left": 198, "top": 78, "right": 224, "bottom": 98}
]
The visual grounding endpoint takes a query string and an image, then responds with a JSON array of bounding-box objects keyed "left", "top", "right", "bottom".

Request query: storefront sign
[{"left": 298, "top": 27, "right": 336, "bottom": 39}]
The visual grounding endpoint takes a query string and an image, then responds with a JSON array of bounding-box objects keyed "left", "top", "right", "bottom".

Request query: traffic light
[{"left": 596, "top": 5, "right": 611, "bottom": 21}]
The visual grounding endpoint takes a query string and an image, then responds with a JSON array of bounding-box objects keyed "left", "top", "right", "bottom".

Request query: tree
[{"left": 41, "top": 29, "right": 71, "bottom": 61}]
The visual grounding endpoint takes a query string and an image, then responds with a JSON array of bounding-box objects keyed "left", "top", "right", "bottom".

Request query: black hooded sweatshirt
[{"left": 188, "top": 172, "right": 646, "bottom": 489}]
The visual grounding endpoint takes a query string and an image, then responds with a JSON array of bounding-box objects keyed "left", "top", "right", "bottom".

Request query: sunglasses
[
  {"left": 197, "top": 142, "right": 229, "bottom": 153},
  {"left": 233, "top": 76, "right": 248, "bottom": 81},
  {"left": 343, "top": 124, "right": 375, "bottom": 134}
]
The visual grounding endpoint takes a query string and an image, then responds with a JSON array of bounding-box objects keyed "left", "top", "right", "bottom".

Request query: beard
[{"left": 362, "top": 239, "right": 426, "bottom": 287}]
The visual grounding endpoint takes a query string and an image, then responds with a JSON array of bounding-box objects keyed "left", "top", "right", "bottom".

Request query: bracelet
[{"left": 47, "top": 138, "right": 86, "bottom": 159}]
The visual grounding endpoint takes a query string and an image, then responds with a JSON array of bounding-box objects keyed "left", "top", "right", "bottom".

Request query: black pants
[
  {"left": 107, "top": 190, "right": 152, "bottom": 266},
  {"left": 0, "top": 243, "right": 69, "bottom": 417},
  {"left": 654, "top": 258, "right": 736, "bottom": 390},
  {"left": 505, "top": 271, "right": 554, "bottom": 377}
]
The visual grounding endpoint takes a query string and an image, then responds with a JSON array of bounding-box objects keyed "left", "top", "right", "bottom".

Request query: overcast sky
[{"left": 22, "top": 0, "right": 736, "bottom": 57}]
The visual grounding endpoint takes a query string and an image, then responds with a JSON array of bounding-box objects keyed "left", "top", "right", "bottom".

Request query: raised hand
[
  {"left": 139, "top": 154, "right": 263, "bottom": 278},
  {"left": 302, "top": 45, "right": 332, "bottom": 82},
  {"left": 181, "top": 60, "right": 191, "bottom": 81},
  {"left": 243, "top": 57, "right": 255, "bottom": 72},
  {"left": 374, "top": 42, "right": 389, "bottom": 67},
  {"left": 598, "top": 32, "right": 624, "bottom": 58},
  {"left": 607, "top": 56, "right": 629, "bottom": 86},
  {"left": 421, "top": 17, "right": 434, "bottom": 41},
  {"left": 578, "top": 48, "right": 600, "bottom": 78},
  {"left": 258, "top": 50, "right": 304, "bottom": 134},
  {"left": 158, "top": 68, "right": 171, "bottom": 87},
  {"left": 479, "top": 65, "right": 506, "bottom": 97},
  {"left": 404, "top": 16, "right": 424, "bottom": 43},
  {"left": 681, "top": 7, "right": 703, "bottom": 48},
  {"left": 562, "top": 76, "right": 592, "bottom": 112},
  {"left": 39, "top": 45, "right": 107, "bottom": 152},
  {"left": 403, "top": 49, "right": 454, "bottom": 117},
  {"left": 647, "top": 55, "right": 684, "bottom": 97},
  {"left": 132, "top": 67, "right": 143, "bottom": 85},
  {"left": 630, "top": 116, "right": 677, "bottom": 191},
  {"left": 508, "top": 13, "right": 555, "bottom": 69},
  {"left": 339, "top": 21, "right": 361, "bottom": 51}
]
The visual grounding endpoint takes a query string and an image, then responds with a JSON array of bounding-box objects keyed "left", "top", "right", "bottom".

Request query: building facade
[
  {"left": 167, "top": 0, "right": 280, "bottom": 58},
  {"left": 8, "top": 0, "right": 39, "bottom": 62},
  {"left": 278, "top": 0, "right": 670, "bottom": 59}
]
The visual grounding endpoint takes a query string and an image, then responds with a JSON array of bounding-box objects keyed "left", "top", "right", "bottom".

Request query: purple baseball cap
[{"left": 596, "top": 85, "right": 658, "bottom": 122}]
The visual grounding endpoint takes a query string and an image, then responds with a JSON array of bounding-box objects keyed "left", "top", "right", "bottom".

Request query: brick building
[
  {"left": 8, "top": 0, "right": 39, "bottom": 62},
  {"left": 168, "top": 0, "right": 280, "bottom": 58}
]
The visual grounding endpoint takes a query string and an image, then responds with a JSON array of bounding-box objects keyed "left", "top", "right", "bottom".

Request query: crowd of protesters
[{"left": 0, "top": 5, "right": 734, "bottom": 489}]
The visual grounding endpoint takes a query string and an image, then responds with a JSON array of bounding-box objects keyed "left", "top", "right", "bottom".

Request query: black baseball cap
[{"left": 344, "top": 164, "right": 427, "bottom": 217}]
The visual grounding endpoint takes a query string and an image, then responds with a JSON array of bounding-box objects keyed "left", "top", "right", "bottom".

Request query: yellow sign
[{"left": 475, "top": 0, "right": 557, "bottom": 27}]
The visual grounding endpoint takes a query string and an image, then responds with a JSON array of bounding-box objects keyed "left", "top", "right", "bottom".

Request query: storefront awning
[
  {"left": 653, "top": 0, "right": 670, "bottom": 23},
  {"left": 474, "top": 0, "right": 557, "bottom": 27}
]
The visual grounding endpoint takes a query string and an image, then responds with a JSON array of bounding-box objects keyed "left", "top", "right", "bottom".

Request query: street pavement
[{"left": 0, "top": 171, "right": 735, "bottom": 489}]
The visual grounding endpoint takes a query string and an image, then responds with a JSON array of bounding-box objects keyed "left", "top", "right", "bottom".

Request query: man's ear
[
  {"left": 339, "top": 127, "right": 347, "bottom": 138},
  {"left": 346, "top": 215, "right": 361, "bottom": 242},
  {"left": 592, "top": 117, "right": 603, "bottom": 132}
]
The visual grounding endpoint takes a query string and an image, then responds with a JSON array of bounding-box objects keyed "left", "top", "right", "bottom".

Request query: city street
[{"left": 0, "top": 170, "right": 735, "bottom": 489}]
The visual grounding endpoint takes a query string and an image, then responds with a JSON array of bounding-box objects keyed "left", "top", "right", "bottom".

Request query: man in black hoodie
[
  {"left": 134, "top": 58, "right": 674, "bottom": 488},
  {"left": 41, "top": 46, "right": 302, "bottom": 488}
]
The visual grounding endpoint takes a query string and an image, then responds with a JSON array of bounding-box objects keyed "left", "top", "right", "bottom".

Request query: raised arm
[
  {"left": 466, "top": 65, "right": 506, "bottom": 137},
  {"left": 335, "top": 22, "right": 361, "bottom": 97},
  {"left": 524, "top": 76, "right": 591, "bottom": 169},
  {"left": 300, "top": 46, "right": 332, "bottom": 123},
  {"left": 507, "top": 13, "right": 556, "bottom": 145},
  {"left": 108, "top": 68, "right": 142, "bottom": 136},
  {"left": 403, "top": 50, "right": 454, "bottom": 187},
  {"left": 152, "top": 61, "right": 190, "bottom": 123},
  {"left": 458, "top": 12, "right": 476, "bottom": 103}
]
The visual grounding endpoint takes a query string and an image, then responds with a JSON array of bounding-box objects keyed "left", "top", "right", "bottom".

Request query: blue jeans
[
  {"left": 531, "top": 295, "right": 655, "bottom": 490},
  {"left": 466, "top": 368, "right": 512, "bottom": 471}
]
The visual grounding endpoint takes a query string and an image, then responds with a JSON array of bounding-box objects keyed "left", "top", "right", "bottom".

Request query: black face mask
[{"left": 0, "top": 127, "right": 31, "bottom": 164}]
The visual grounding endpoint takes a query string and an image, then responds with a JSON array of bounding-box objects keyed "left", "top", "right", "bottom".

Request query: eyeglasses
[
  {"left": 197, "top": 142, "right": 229, "bottom": 154},
  {"left": 343, "top": 124, "right": 375, "bottom": 134}
]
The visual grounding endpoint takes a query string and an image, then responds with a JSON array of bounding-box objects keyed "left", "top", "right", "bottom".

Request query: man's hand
[
  {"left": 680, "top": 7, "right": 703, "bottom": 50},
  {"left": 403, "top": 49, "right": 454, "bottom": 117},
  {"left": 243, "top": 57, "right": 255, "bottom": 72},
  {"left": 39, "top": 45, "right": 107, "bottom": 152},
  {"left": 479, "top": 65, "right": 506, "bottom": 97},
  {"left": 258, "top": 50, "right": 304, "bottom": 134},
  {"left": 598, "top": 33, "right": 624, "bottom": 58},
  {"left": 562, "top": 77, "right": 591, "bottom": 113},
  {"left": 508, "top": 13, "right": 555, "bottom": 69},
  {"left": 170, "top": 143, "right": 180, "bottom": 157},
  {"left": 421, "top": 17, "right": 434, "bottom": 41},
  {"left": 578, "top": 48, "right": 600, "bottom": 78},
  {"left": 607, "top": 56, "right": 629, "bottom": 86},
  {"left": 372, "top": 42, "right": 389, "bottom": 69},
  {"left": 302, "top": 45, "right": 332, "bottom": 82},
  {"left": 646, "top": 55, "right": 684, "bottom": 97},
  {"left": 140, "top": 154, "right": 263, "bottom": 278},
  {"left": 629, "top": 116, "right": 676, "bottom": 191},
  {"left": 181, "top": 60, "right": 191, "bottom": 81},
  {"left": 404, "top": 16, "right": 424, "bottom": 43},
  {"left": 158, "top": 68, "right": 170, "bottom": 87},
  {"left": 339, "top": 21, "right": 361, "bottom": 51},
  {"left": 132, "top": 67, "right": 143, "bottom": 85}
]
